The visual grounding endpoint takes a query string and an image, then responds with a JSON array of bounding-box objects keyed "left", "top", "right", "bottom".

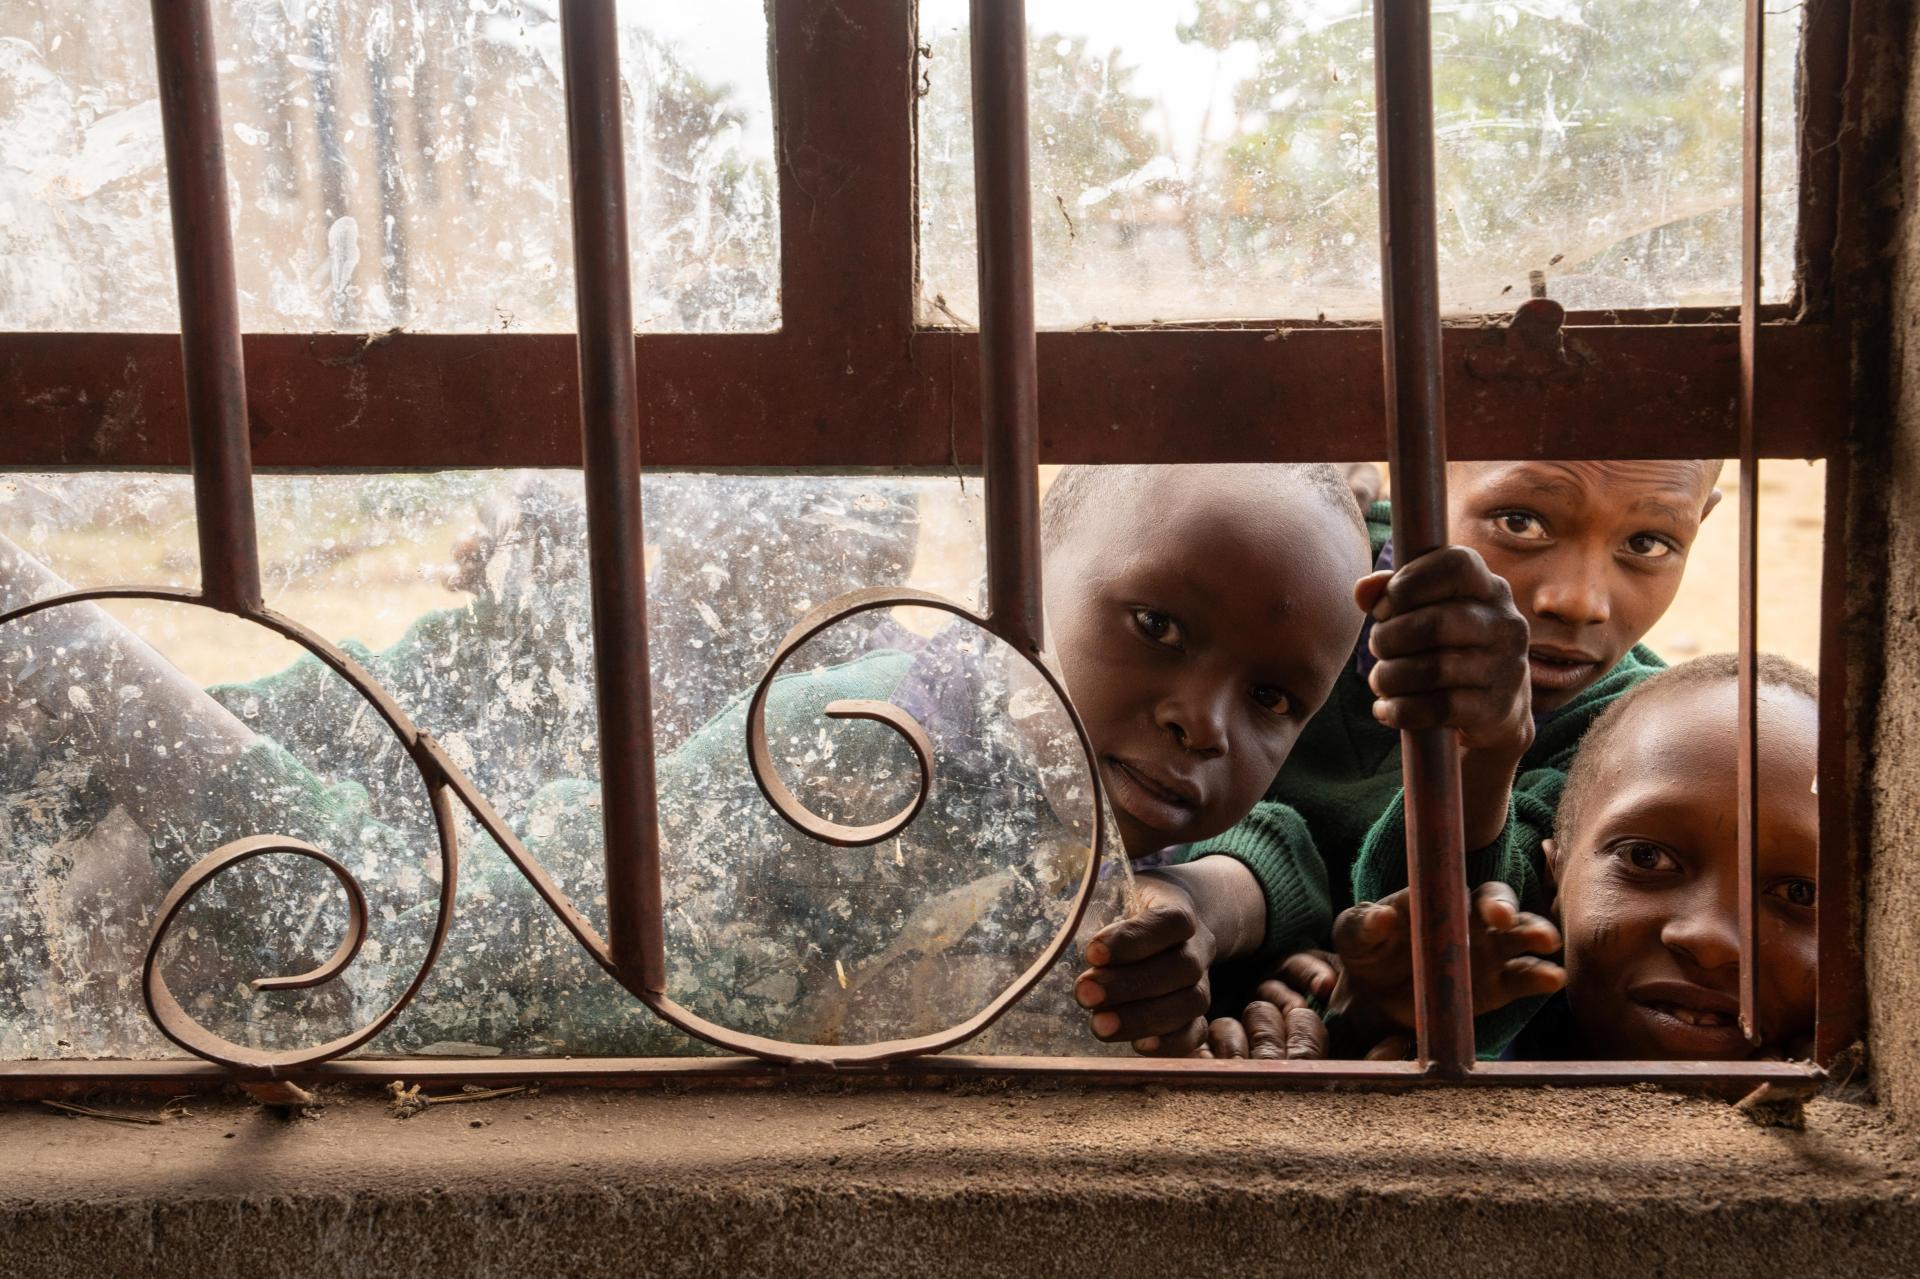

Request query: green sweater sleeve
[
  {"left": 1176, "top": 799, "right": 1332, "bottom": 967},
  {"left": 1349, "top": 774, "right": 1553, "bottom": 915}
]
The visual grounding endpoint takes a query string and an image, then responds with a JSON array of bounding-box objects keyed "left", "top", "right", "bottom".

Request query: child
[
  {"left": 1526, "top": 652, "right": 1818, "bottom": 1058},
  {"left": 1294, "top": 653, "right": 1818, "bottom": 1061},
  {"left": 1078, "top": 459, "right": 1723, "bottom": 1056}
]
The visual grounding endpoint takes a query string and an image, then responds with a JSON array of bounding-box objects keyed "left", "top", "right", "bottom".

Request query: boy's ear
[
  {"left": 1542, "top": 836, "right": 1566, "bottom": 885},
  {"left": 1541, "top": 837, "right": 1566, "bottom": 922},
  {"left": 1700, "top": 486, "right": 1725, "bottom": 520}
]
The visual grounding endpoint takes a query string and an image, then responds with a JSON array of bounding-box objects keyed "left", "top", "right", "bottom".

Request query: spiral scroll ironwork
[
  {"left": 0, "top": 587, "right": 462, "bottom": 1078},
  {"left": 731, "top": 584, "right": 1110, "bottom": 1062},
  {"left": 0, "top": 579, "right": 1109, "bottom": 1071}
]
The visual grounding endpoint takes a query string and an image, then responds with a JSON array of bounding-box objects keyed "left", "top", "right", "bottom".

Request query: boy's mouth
[
  {"left": 1627, "top": 980, "right": 1745, "bottom": 1049},
  {"left": 1102, "top": 756, "right": 1199, "bottom": 832},
  {"left": 1527, "top": 644, "right": 1602, "bottom": 692}
]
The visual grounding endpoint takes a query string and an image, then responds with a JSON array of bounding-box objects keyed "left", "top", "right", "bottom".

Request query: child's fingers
[
  {"left": 1499, "top": 955, "right": 1567, "bottom": 1002},
  {"left": 1368, "top": 649, "right": 1505, "bottom": 699},
  {"left": 1249, "top": 978, "right": 1307, "bottom": 1015},
  {"left": 1471, "top": 881, "right": 1521, "bottom": 932},
  {"left": 1285, "top": 1007, "right": 1329, "bottom": 1059},
  {"left": 1371, "top": 686, "right": 1514, "bottom": 734},
  {"left": 1082, "top": 896, "right": 1195, "bottom": 968},
  {"left": 1369, "top": 603, "right": 1527, "bottom": 660},
  {"left": 1270, "top": 950, "right": 1340, "bottom": 1002},
  {"left": 1206, "top": 1016, "right": 1249, "bottom": 1060},
  {"left": 1073, "top": 943, "right": 1207, "bottom": 1010},
  {"left": 1333, "top": 895, "right": 1408, "bottom": 962},
  {"left": 1241, "top": 1003, "right": 1329, "bottom": 1060},
  {"left": 1088, "top": 985, "right": 1211, "bottom": 1044},
  {"left": 1353, "top": 569, "right": 1393, "bottom": 616},
  {"left": 1491, "top": 911, "right": 1562, "bottom": 959},
  {"left": 1241, "top": 1000, "right": 1294, "bottom": 1059},
  {"left": 1133, "top": 1016, "right": 1208, "bottom": 1058},
  {"left": 1373, "top": 546, "right": 1506, "bottom": 619}
]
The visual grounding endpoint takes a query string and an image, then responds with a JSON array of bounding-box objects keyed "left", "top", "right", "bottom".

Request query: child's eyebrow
[
  {"left": 1627, "top": 495, "right": 1695, "bottom": 526},
  {"left": 1520, "top": 476, "right": 1584, "bottom": 503}
]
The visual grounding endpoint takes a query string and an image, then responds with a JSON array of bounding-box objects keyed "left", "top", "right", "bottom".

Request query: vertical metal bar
[
  {"left": 1373, "top": 0, "right": 1473, "bottom": 1074},
  {"left": 1736, "top": 0, "right": 1764, "bottom": 1046},
  {"left": 968, "top": 0, "right": 1043, "bottom": 656},
  {"left": 149, "top": 0, "right": 262, "bottom": 614},
  {"left": 1815, "top": 457, "right": 1862, "bottom": 1062},
  {"left": 559, "top": 0, "right": 666, "bottom": 992}
]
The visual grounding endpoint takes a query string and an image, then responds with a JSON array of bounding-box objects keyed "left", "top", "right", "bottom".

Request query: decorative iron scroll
[{"left": 0, "top": 576, "right": 1106, "bottom": 1073}]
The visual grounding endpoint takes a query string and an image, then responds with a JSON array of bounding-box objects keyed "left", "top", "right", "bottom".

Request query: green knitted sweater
[{"left": 1183, "top": 500, "right": 1665, "bottom": 1056}]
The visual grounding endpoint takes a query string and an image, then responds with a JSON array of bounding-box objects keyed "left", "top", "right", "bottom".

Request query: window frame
[
  {"left": 0, "top": 0, "right": 1858, "bottom": 471},
  {"left": 0, "top": 0, "right": 1874, "bottom": 1092}
]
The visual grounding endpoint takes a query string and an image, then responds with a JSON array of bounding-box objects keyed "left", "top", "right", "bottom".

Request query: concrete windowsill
[{"left": 3, "top": 1082, "right": 1917, "bottom": 1277}]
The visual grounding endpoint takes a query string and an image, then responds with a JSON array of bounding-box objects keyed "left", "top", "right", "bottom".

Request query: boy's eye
[
  {"left": 1251, "top": 685, "right": 1292, "bottom": 715},
  {"left": 1613, "top": 840, "right": 1678, "bottom": 874},
  {"left": 1624, "top": 532, "right": 1677, "bottom": 559},
  {"left": 1131, "top": 608, "right": 1183, "bottom": 648},
  {"left": 1767, "top": 878, "right": 1817, "bottom": 909},
  {"left": 1492, "top": 510, "right": 1548, "bottom": 540}
]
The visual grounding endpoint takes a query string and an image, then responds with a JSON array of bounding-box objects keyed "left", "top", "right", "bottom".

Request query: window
[
  {"left": 1, "top": 0, "right": 778, "bottom": 333},
  {"left": 0, "top": 0, "right": 1863, "bottom": 1087},
  {"left": 917, "top": 0, "right": 1803, "bottom": 327}
]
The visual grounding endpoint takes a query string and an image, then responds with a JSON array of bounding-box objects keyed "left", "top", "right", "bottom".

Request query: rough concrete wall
[{"left": 1873, "top": 4, "right": 1920, "bottom": 1130}]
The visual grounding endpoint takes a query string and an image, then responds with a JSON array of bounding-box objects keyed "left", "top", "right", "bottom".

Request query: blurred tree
[{"left": 1174, "top": 0, "right": 1797, "bottom": 310}]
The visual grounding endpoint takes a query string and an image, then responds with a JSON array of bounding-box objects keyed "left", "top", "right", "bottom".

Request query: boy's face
[
  {"left": 1447, "top": 461, "right": 1718, "bottom": 711},
  {"left": 1546, "top": 682, "right": 1819, "bottom": 1058},
  {"left": 1044, "top": 470, "right": 1365, "bottom": 857}
]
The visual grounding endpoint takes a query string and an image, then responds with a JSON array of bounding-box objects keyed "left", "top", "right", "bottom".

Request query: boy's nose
[
  {"left": 1157, "top": 688, "right": 1229, "bottom": 758},
  {"left": 1531, "top": 551, "right": 1611, "bottom": 628},
  {"left": 1660, "top": 903, "right": 1742, "bottom": 974}
]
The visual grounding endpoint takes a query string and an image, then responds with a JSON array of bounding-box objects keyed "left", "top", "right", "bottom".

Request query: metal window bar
[{"left": 0, "top": 0, "right": 1841, "bottom": 1094}]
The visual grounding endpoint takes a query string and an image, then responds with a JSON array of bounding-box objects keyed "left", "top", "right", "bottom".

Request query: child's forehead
[
  {"left": 1455, "top": 459, "right": 1714, "bottom": 509},
  {"left": 1080, "top": 468, "right": 1362, "bottom": 569},
  {"left": 1580, "top": 683, "right": 1819, "bottom": 835}
]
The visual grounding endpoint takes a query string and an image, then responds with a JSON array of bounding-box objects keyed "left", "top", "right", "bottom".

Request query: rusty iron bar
[
  {"left": 147, "top": 0, "right": 262, "bottom": 613},
  {"left": 1373, "top": 0, "right": 1475, "bottom": 1075},
  {"left": 1736, "top": 0, "right": 1765, "bottom": 1046},
  {"left": 0, "top": 325, "right": 1847, "bottom": 470},
  {"left": 968, "top": 0, "right": 1044, "bottom": 655},
  {"left": 558, "top": 0, "right": 666, "bottom": 992},
  {"left": 0, "top": 1054, "right": 1825, "bottom": 1097}
]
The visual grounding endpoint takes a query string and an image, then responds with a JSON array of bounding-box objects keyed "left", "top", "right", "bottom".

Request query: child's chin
[{"left": 1528, "top": 677, "right": 1592, "bottom": 712}]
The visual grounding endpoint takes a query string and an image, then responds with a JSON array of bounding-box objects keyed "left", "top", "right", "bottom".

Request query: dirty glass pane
[
  {"left": 2, "top": 472, "right": 1124, "bottom": 1059},
  {"left": 0, "top": 474, "right": 200, "bottom": 598},
  {"left": 918, "top": 0, "right": 1802, "bottom": 326},
  {"left": 0, "top": 0, "right": 777, "bottom": 333},
  {"left": 0, "top": 585, "right": 444, "bottom": 1060},
  {"left": 661, "top": 606, "right": 1103, "bottom": 1048}
]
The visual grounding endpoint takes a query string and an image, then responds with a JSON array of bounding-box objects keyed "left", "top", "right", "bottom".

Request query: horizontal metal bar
[
  {"left": 0, "top": 1056, "right": 1825, "bottom": 1097},
  {"left": 0, "top": 324, "right": 1844, "bottom": 470}
]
